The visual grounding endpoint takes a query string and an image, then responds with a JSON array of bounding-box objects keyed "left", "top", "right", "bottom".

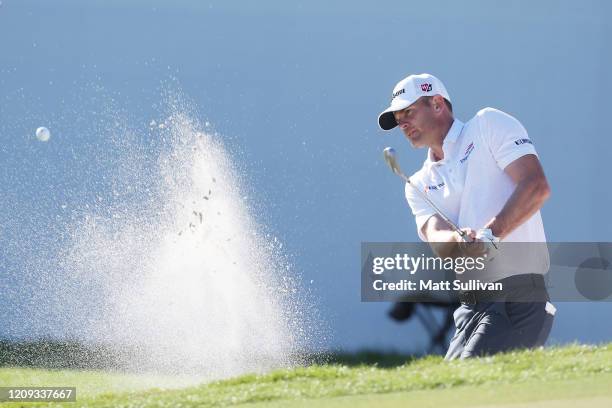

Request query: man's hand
[
  {"left": 457, "top": 228, "right": 501, "bottom": 259},
  {"left": 423, "top": 217, "right": 502, "bottom": 261},
  {"left": 457, "top": 228, "right": 489, "bottom": 258},
  {"left": 424, "top": 221, "right": 483, "bottom": 258},
  {"left": 476, "top": 228, "right": 500, "bottom": 250}
]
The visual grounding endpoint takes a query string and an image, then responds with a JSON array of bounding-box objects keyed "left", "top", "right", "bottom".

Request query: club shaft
[{"left": 395, "top": 170, "right": 465, "bottom": 236}]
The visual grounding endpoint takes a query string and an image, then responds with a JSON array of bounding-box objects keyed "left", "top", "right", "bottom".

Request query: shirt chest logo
[
  {"left": 459, "top": 142, "right": 475, "bottom": 164},
  {"left": 425, "top": 182, "right": 445, "bottom": 191}
]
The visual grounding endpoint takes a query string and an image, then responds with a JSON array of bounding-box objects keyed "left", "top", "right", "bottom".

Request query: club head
[{"left": 383, "top": 147, "right": 402, "bottom": 175}]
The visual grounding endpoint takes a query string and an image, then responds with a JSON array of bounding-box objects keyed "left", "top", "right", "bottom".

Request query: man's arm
[
  {"left": 483, "top": 154, "right": 550, "bottom": 239},
  {"left": 421, "top": 215, "right": 478, "bottom": 258},
  {"left": 421, "top": 154, "right": 549, "bottom": 253}
]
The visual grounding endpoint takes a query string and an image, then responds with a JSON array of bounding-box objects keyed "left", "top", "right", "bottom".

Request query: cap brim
[
  {"left": 377, "top": 99, "right": 412, "bottom": 131},
  {"left": 378, "top": 111, "right": 398, "bottom": 131}
]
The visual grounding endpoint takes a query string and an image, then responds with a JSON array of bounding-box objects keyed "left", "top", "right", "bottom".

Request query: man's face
[{"left": 392, "top": 97, "right": 437, "bottom": 148}]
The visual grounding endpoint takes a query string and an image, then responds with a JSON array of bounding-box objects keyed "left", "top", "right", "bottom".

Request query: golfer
[{"left": 377, "top": 73, "right": 555, "bottom": 359}]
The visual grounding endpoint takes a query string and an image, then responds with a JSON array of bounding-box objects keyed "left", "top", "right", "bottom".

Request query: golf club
[{"left": 383, "top": 147, "right": 466, "bottom": 240}]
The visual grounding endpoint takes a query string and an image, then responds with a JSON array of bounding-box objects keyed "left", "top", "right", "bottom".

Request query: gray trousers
[{"left": 445, "top": 295, "right": 555, "bottom": 360}]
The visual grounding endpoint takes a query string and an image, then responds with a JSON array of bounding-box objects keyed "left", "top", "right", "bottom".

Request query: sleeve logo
[{"left": 514, "top": 138, "right": 533, "bottom": 146}]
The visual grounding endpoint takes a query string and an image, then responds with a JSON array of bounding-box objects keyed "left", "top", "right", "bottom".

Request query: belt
[{"left": 458, "top": 274, "right": 547, "bottom": 305}]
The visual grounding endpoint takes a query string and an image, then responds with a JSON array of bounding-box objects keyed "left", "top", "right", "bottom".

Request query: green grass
[
  {"left": 1, "top": 343, "right": 611, "bottom": 407},
  {"left": 242, "top": 376, "right": 612, "bottom": 407}
]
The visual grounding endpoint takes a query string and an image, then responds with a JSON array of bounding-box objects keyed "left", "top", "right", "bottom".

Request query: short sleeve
[
  {"left": 404, "top": 180, "right": 435, "bottom": 241},
  {"left": 477, "top": 108, "right": 538, "bottom": 170}
]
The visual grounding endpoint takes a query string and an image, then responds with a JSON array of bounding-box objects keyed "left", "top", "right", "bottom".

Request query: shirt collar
[{"left": 426, "top": 118, "right": 464, "bottom": 164}]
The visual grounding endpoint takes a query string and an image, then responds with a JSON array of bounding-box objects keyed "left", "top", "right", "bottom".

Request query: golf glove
[{"left": 476, "top": 228, "right": 500, "bottom": 261}]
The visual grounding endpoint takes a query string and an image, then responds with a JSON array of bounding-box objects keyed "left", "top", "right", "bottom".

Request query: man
[{"left": 377, "top": 73, "right": 555, "bottom": 359}]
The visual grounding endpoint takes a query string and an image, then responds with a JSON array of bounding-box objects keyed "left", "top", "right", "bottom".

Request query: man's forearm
[
  {"left": 427, "top": 229, "right": 462, "bottom": 258},
  {"left": 485, "top": 176, "right": 550, "bottom": 239}
]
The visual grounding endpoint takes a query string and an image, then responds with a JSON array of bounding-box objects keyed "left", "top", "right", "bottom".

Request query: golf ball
[{"left": 36, "top": 127, "right": 51, "bottom": 142}]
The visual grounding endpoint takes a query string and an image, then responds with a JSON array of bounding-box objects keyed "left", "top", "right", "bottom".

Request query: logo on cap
[
  {"left": 391, "top": 88, "right": 405, "bottom": 100},
  {"left": 420, "top": 83, "right": 433, "bottom": 92}
]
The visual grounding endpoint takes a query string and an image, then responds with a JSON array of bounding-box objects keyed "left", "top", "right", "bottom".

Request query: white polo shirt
[{"left": 405, "top": 108, "right": 549, "bottom": 281}]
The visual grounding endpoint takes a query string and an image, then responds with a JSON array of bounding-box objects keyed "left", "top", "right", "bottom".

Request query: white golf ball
[{"left": 36, "top": 127, "right": 51, "bottom": 142}]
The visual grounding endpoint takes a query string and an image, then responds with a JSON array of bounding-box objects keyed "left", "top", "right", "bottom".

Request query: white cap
[{"left": 378, "top": 73, "right": 451, "bottom": 131}]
